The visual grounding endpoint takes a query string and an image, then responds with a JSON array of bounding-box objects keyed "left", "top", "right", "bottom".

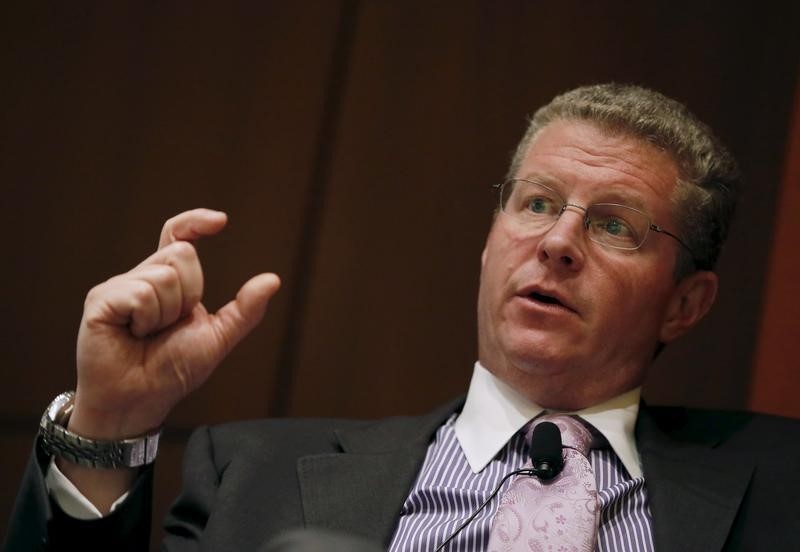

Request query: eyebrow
[
  {"left": 515, "top": 173, "right": 565, "bottom": 193},
  {"left": 515, "top": 173, "right": 651, "bottom": 212},
  {"left": 595, "top": 184, "right": 649, "bottom": 212}
]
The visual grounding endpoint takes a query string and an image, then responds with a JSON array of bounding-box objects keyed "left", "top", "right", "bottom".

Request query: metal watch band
[{"left": 38, "top": 391, "right": 161, "bottom": 469}]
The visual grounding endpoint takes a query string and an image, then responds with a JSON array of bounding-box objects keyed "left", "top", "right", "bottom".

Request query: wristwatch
[{"left": 38, "top": 391, "right": 161, "bottom": 469}]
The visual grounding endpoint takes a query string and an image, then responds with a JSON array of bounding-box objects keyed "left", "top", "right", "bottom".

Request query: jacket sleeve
[
  {"left": 161, "top": 426, "right": 219, "bottom": 551},
  {"left": 3, "top": 438, "right": 153, "bottom": 552}
]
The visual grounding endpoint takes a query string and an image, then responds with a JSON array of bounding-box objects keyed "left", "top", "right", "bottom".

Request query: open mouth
[
  {"left": 522, "top": 289, "right": 578, "bottom": 315},
  {"left": 529, "top": 291, "right": 563, "bottom": 306}
]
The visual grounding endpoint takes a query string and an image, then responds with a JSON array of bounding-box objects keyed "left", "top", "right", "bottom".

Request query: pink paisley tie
[{"left": 487, "top": 415, "right": 599, "bottom": 552}]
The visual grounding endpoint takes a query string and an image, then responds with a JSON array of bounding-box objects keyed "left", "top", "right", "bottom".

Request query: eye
[
  {"left": 527, "top": 196, "right": 554, "bottom": 214},
  {"left": 586, "top": 203, "right": 650, "bottom": 249},
  {"left": 501, "top": 179, "right": 563, "bottom": 220},
  {"left": 588, "top": 213, "right": 640, "bottom": 247},
  {"left": 601, "top": 217, "right": 632, "bottom": 237}
]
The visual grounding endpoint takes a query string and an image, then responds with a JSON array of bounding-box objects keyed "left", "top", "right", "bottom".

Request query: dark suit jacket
[{"left": 4, "top": 399, "right": 800, "bottom": 551}]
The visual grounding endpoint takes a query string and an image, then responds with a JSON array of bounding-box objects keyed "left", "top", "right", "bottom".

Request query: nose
[{"left": 536, "top": 205, "right": 587, "bottom": 272}]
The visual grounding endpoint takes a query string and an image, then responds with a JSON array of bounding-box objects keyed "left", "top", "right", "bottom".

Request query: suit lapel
[
  {"left": 297, "top": 398, "right": 463, "bottom": 545},
  {"left": 637, "top": 406, "right": 754, "bottom": 552}
]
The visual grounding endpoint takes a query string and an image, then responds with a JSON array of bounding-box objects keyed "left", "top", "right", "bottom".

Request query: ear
[{"left": 659, "top": 270, "right": 719, "bottom": 344}]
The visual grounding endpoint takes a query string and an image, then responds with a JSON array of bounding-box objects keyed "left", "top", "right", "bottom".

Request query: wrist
[
  {"left": 70, "top": 388, "right": 167, "bottom": 440},
  {"left": 39, "top": 391, "right": 161, "bottom": 469}
]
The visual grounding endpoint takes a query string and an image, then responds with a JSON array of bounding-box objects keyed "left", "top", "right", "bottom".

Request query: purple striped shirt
[{"left": 389, "top": 414, "right": 653, "bottom": 552}]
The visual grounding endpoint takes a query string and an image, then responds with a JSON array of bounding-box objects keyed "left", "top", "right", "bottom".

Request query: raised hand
[
  {"left": 56, "top": 209, "right": 280, "bottom": 512},
  {"left": 69, "top": 208, "right": 280, "bottom": 441}
]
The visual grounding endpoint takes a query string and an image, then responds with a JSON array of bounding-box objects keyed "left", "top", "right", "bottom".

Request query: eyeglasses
[{"left": 495, "top": 178, "right": 695, "bottom": 256}]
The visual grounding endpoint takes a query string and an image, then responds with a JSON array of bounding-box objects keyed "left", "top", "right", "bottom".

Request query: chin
[
  {"left": 507, "top": 356, "right": 575, "bottom": 382},
  {"left": 501, "top": 333, "right": 581, "bottom": 375}
]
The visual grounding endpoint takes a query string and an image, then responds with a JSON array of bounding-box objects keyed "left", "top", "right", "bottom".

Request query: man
[{"left": 6, "top": 84, "right": 799, "bottom": 551}]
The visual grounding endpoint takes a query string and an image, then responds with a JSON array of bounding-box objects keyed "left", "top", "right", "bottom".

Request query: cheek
[
  {"left": 481, "top": 229, "right": 517, "bottom": 284},
  {"left": 478, "top": 229, "right": 530, "bottom": 316},
  {"left": 487, "top": 226, "right": 534, "bottom": 269},
  {"left": 477, "top": 253, "right": 507, "bottom": 316},
  {"left": 596, "top": 261, "right": 673, "bottom": 328}
]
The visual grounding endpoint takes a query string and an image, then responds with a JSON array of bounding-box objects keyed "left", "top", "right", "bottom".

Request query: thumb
[{"left": 210, "top": 273, "right": 281, "bottom": 358}]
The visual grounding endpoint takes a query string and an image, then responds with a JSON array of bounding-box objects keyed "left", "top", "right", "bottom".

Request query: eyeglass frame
[{"left": 493, "top": 178, "right": 698, "bottom": 263}]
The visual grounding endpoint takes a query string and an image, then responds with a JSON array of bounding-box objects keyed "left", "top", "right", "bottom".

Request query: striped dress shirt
[
  {"left": 389, "top": 415, "right": 653, "bottom": 552},
  {"left": 389, "top": 363, "right": 653, "bottom": 552}
]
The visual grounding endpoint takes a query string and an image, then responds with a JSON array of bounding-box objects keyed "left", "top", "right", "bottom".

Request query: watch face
[{"left": 44, "top": 391, "right": 75, "bottom": 427}]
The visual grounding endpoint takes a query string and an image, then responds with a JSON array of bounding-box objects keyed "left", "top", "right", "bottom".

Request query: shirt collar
[{"left": 454, "top": 361, "right": 643, "bottom": 478}]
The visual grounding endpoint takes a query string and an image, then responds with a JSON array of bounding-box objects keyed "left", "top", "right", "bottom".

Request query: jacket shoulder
[
  {"left": 644, "top": 404, "right": 800, "bottom": 450},
  {"left": 192, "top": 396, "right": 465, "bottom": 467}
]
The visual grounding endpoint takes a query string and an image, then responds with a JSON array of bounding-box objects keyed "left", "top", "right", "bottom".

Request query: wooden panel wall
[
  {"left": 1, "top": 1, "right": 798, "bottom": 547},
  {"left": 0, "top": 1, "right": 347, "bottom": 543},
  {"left": 750, "top": 74, "right": 800, "bottom": 417}
]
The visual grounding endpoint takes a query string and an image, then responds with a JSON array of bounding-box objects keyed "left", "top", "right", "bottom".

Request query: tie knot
[{"left": 526, "top": 414, "right": 595, "bottom": 457}]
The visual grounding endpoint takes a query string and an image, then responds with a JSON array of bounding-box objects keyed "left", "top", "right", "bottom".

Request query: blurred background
[{"left": 1, "top": 1, "right": 798, "bottom": 547}]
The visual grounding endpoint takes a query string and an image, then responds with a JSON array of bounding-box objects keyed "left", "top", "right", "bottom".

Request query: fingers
[
  {"left": 126, "top": 265, "right": 182, "bottom": 337},
  {"left": 86, "top": 263, "right": 186, "bottom": 338},
  {"left": 84, "top": 210, "right": 279, "bottom": 348},
  {"left": 85, "top": 240, "right": 203, "bottom": 336},
  {"left": 210, "top": 273, "right": 281, "bottom": 358},
  {"left": 158, "top": 208, "right": 228, "bottom": 249},
  {"left": 135, "top": 240, "right": 204, "bottom": 317}
]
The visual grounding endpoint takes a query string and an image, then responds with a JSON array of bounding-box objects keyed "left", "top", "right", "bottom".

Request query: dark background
[{"left": 2, "top": 2, "right": 798, "bottom": 548}]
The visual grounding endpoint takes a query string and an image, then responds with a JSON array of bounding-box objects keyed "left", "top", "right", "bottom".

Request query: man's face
[{"left": 477, "top": 120, "right": 700, "bottom": 410}]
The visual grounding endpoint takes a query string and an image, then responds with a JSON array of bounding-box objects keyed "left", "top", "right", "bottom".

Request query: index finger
[{"left": 158, "top": 208, "right": 228, "bottom": 249}]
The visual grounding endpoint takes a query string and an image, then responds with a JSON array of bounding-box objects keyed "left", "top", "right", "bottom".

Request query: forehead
[{"left": 516, "top": 120, "right": 680, "bottom": 206}]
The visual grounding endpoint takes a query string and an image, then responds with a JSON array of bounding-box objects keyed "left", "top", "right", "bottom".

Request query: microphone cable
[
  {"left": 433, "top": 421, "right": 564, "bottom": 551},
  {"left": 432, "top": 467, "right": 534, "bottom": 552}
]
